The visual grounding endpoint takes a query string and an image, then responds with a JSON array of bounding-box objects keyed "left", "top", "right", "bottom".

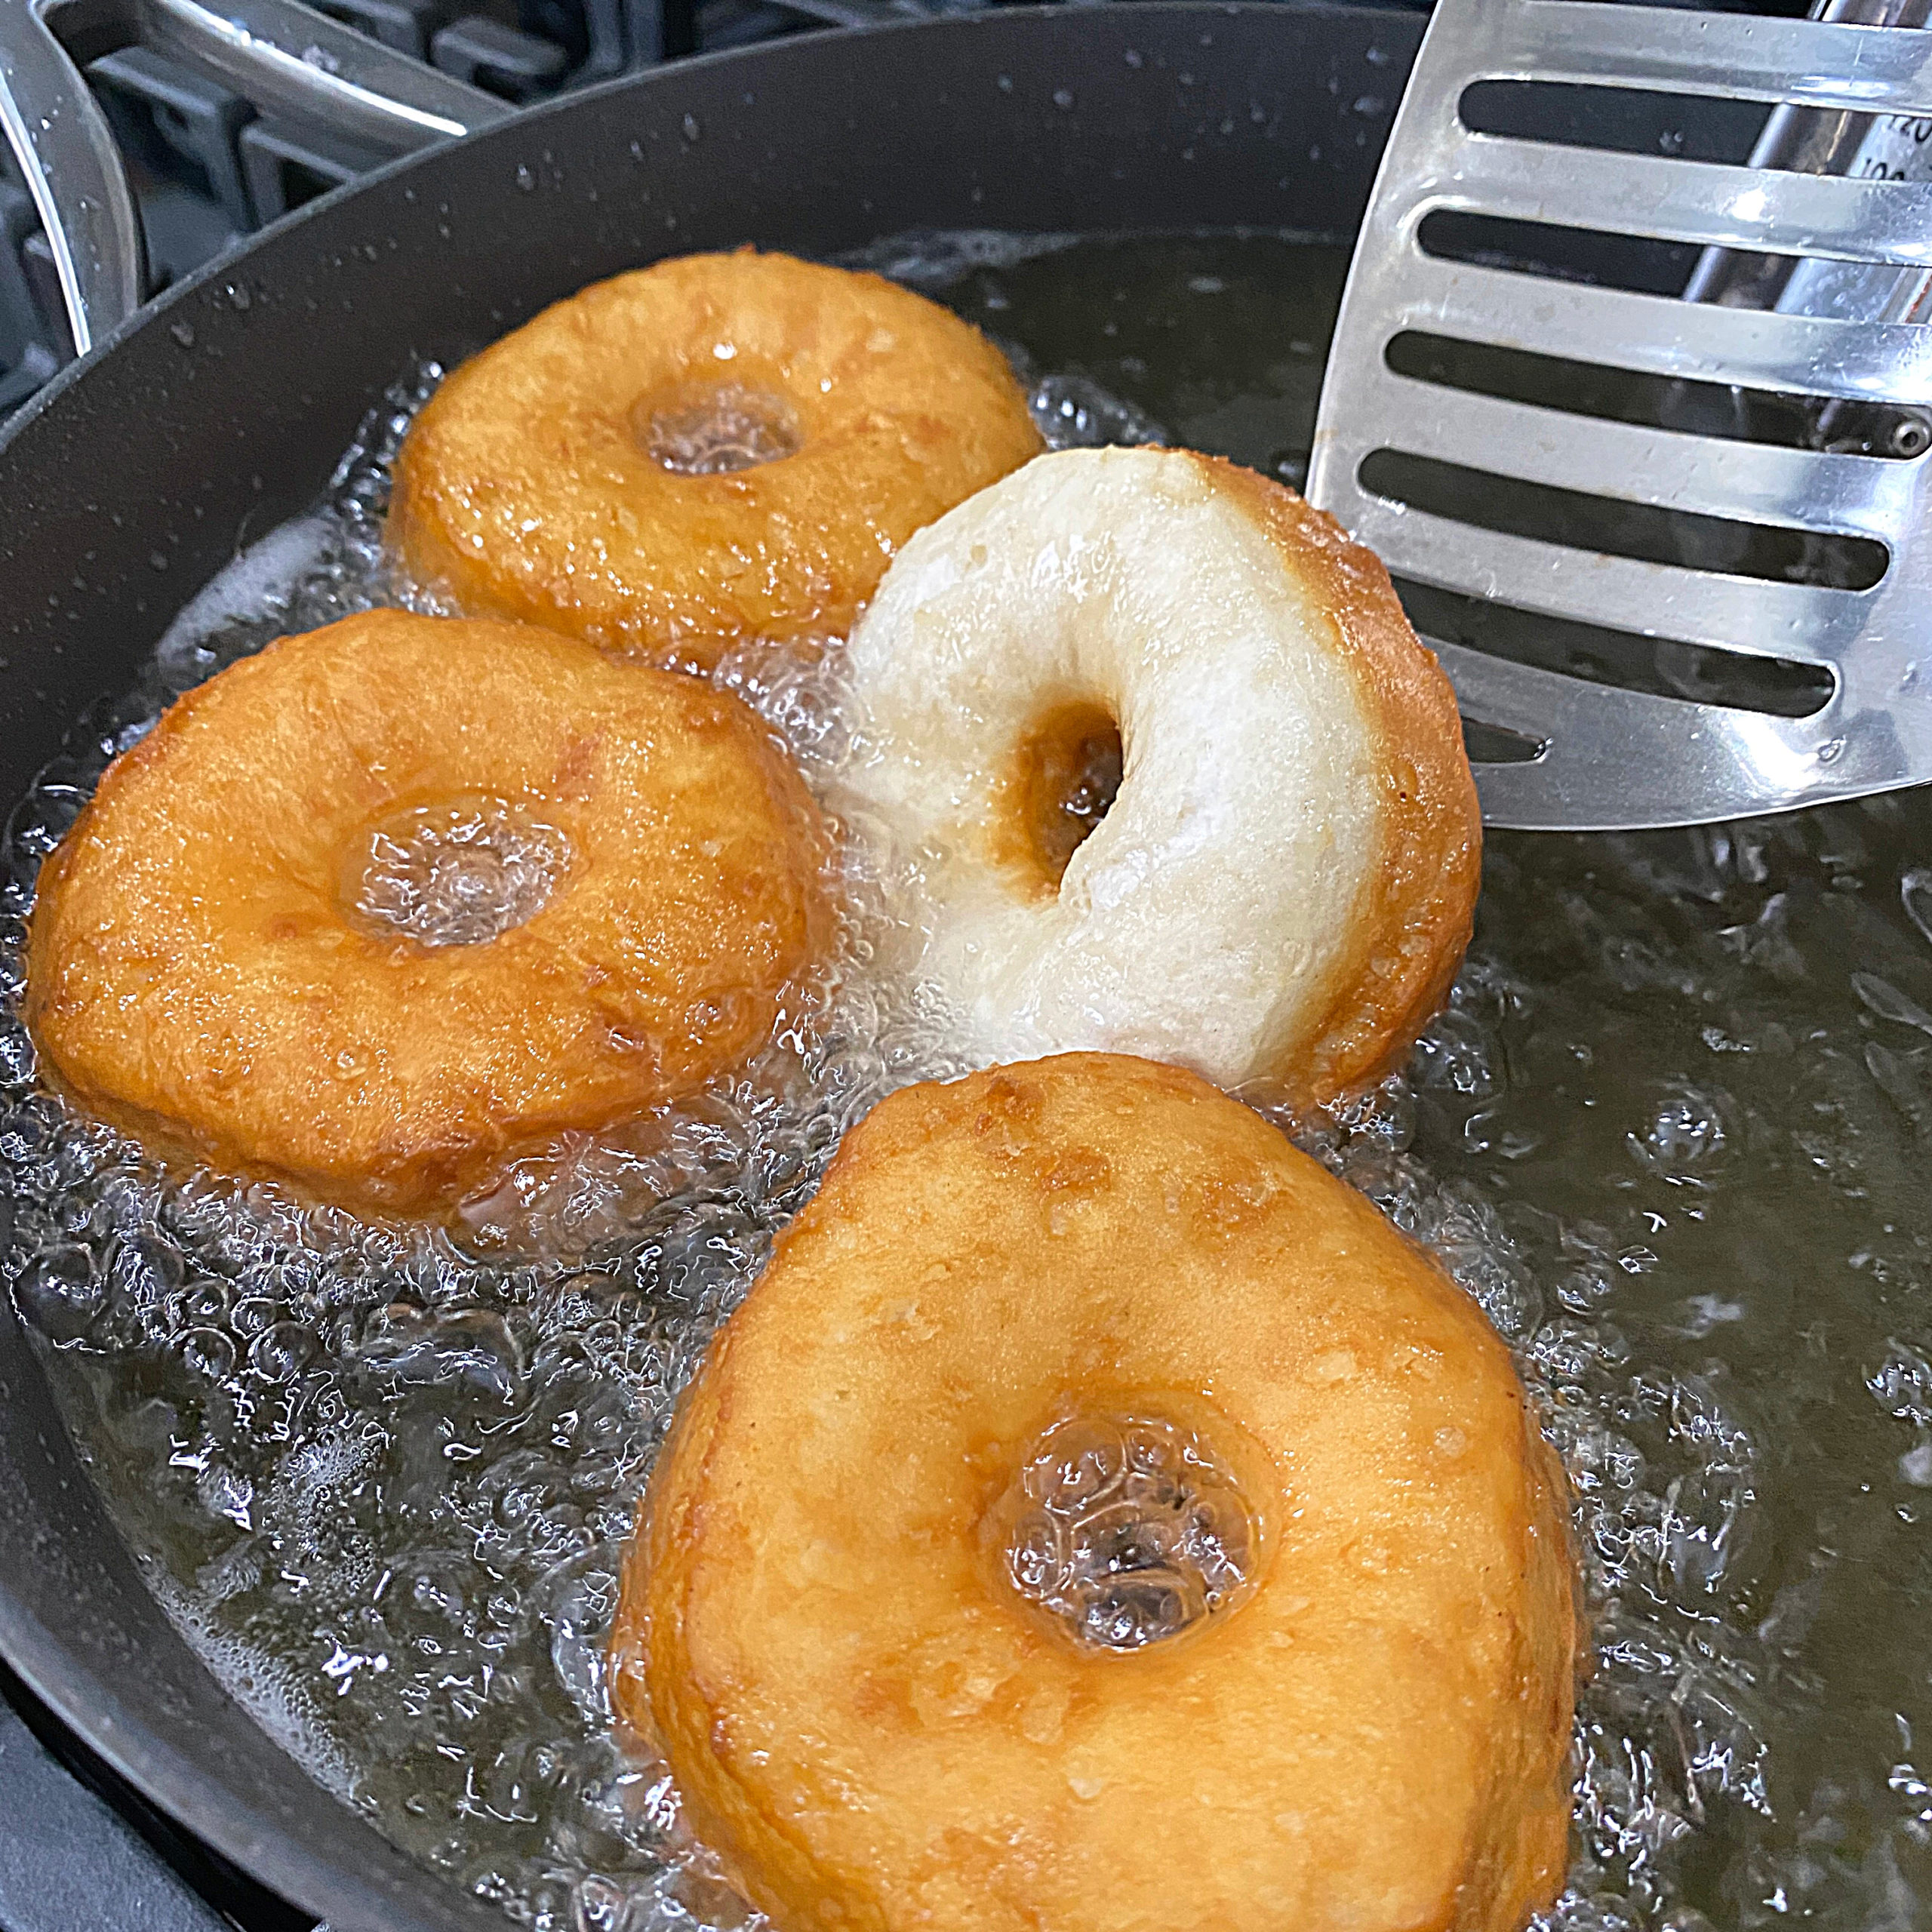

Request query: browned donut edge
[
  {"left": 20, "top": 721, "right": 233, "bottom": 1178},
  {"left": 1189, "top": 452, "right": 1482, "bottom": 1105}
]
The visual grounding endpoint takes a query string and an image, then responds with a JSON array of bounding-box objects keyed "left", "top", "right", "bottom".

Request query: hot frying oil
[{"left": 0, "top": 232, "right": 1927, "bottom": 1932}]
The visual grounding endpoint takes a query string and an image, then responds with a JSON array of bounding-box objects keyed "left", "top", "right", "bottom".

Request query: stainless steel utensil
[{"left": 1309, "top": 0, "right": 1932, "bottom": 832}]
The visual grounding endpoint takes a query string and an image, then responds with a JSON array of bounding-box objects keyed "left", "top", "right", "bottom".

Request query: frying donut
[
  {"left": 389, "top": 251, "right": 1044, "bottom": 669},
  {"left": 25, "top": 610, "right": 827, "bottom": 1214},
  {"left": 614, "top": 1053, "right": 1577, "bottom": 1932},
  {"left": 837, "top": 446, "right": 1481, "bottom": 1105}
]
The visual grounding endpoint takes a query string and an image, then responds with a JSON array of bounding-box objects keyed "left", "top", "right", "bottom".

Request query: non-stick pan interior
[
  {"left": 19, "top": 15, "right": 1932, "bottom": 1930},
  {"left": 0, "top": 9, "right": 1420, "bottom": 1926}
]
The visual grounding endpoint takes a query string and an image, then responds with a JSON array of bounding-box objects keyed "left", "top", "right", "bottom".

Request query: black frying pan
[{"left": 0, "top": 7, "right": 1426, "bottom": 1924}]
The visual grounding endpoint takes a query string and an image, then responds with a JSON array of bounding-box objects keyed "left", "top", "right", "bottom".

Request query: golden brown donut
[
  {"left": 388, "top": 251, "right": 1044, "bottom": 669},
  {"left": 25, "top": 610, "right": 828, "bottom": 1214},
  {"left": 837, "top": 446, "right": 1481, "bottom": 1104},
  {"left": 615, "top": 1053, "right": 1577, "bottom": 1932}
]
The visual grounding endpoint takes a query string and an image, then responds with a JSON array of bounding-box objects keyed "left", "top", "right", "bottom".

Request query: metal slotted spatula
[{"left": 1307, "top": 0, "right": 1932, "bottom": 831}]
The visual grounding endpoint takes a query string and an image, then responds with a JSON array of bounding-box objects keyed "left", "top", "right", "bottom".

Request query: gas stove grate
[{"left": 0, "top": 0, "right": 991, "bottom": 415}]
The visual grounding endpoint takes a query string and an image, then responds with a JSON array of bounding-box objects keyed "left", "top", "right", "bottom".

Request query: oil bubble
[{"left": 14, "top": 1244, "right": 104, "bottom": 1343}]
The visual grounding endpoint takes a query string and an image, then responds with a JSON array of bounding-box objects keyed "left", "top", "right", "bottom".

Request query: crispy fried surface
[
  {"left": 25, "top": 611, "right": 828, "bottom": 1214},
  {"left": 617, "top": 1054, "right": 1577, "bottom": 1932},
  {"left": 1203, "top": 457, "right": 1482, "bottom": 1099},
  {"left": 389, "top": 251, "right": 1043, "bottom": 669}
]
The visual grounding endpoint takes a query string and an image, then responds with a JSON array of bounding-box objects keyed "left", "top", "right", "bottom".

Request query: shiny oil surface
[{"left": 1, "top": 233, "right": 1927, "bottom": 1932}]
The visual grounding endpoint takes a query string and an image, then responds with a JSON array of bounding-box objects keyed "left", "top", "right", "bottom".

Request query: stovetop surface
[
  {"left": 0, "top": 0, "right": 954, "bottom": 420},
  {"left": 0, "top": 1659, "right": 311, "bottom": 1930}
]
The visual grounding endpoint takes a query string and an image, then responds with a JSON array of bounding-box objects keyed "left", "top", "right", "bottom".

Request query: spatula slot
[
  {"left": 1397, "top": 577, "right": 1838, "bottom": 721},
  {"left": 1458, "top": 715, "right": 1548, "bottom": 766},
  {"left": 1457, "top": 78, "right": 1768, "bottom": 165},
  {"left": 1384, "top": 331, "right": 1932, "bottom": 460},
  {"left": 1358, "top": 449, "right": 1890, "bottom": 592},
  {"left": 1417, "top": 209, "right": 1700, "bottom": 300}
]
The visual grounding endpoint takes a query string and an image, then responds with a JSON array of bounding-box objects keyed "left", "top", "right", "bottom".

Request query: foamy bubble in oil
[
  {"left": 353, "top": 800, "right": 568, "bottom": 949},
  {"left": 1000, "top": 1413, "right": 1257, "bottom": 1651},
  {"left": 1027, "top": 373, "right": 1168, "bottom": 451},
  {"left": 643, "top": 385, "right": 802, "bottom": 476},
  {"left": 2, "top": 235, "right": 1928, "bottom": 1932},
  {"left": 149, "top": 361, "right": 446, "bottom": 698}
]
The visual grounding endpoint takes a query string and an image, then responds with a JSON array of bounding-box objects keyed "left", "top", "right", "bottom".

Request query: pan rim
[{"left": 0, "top": 0, "right": 1404, "bottom": 462}]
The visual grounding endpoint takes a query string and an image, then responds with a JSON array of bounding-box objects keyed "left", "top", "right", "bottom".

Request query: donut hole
[
  {"left": 635, "top": 381, "right": 804, "bottom": 476},
  {"left": 992, "top": 1410, "right": 1259, "bottom": 1652},
  {"left": 346, "top": 795, "right": 569, "bottom": 948},
  {"left": 1004, "top": 700, "right": 1124, "bottom": 895}
]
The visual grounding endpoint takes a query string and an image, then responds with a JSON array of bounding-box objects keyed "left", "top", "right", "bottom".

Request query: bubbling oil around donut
[
  {"left": 0, "top": 239, "right": 1328, "bottom": 1932},
  {"left": 639, "top": 384, "right": 803, "bottom": 476},
  {"left": 999, "top": 1413, "right": 1257, "bottom": 1650},
  {"left": 7, "top": 232, "right": 1928, "bottom": 1932},
  {"left": 349, "top": 797, "right": 569, "bottom": 947}
]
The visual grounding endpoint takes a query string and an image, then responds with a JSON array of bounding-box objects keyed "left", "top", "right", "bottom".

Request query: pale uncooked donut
[{"left": 837, "top": 446, "right": 1481, "bottom": 1103}]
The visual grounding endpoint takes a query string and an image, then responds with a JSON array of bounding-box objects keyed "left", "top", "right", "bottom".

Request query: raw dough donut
[
  {"left": 389, "top": 250, "right": 1043, "bottom": 669},
  {"left": 25, "top": 610, "right": 828, "bottom": 1214},
  {"left": 615, "top": 1052, "right": 1577, "bottom": 1932},
  {"left": 837, "top": 446, "right": 1481, "bottom": 1104}
]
